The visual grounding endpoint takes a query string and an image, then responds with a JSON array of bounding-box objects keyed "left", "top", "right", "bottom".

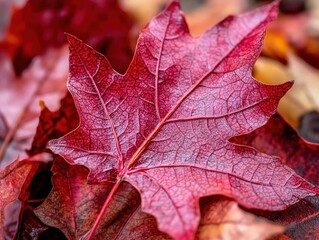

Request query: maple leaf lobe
[
  {"left": 48, "top": 1, "right": 319, "bottom": 240},
  {"left": 233, "top": 114, "right": 319, "bottom": 239}
]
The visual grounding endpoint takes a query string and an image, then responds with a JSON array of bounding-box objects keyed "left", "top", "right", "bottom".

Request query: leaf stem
[{"left": 86, "top": 177, "right": 122, "bottom": 240}]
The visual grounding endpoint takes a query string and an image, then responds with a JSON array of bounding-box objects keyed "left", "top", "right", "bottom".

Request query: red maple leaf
[{"left": 48, "top": 1, "right": 319, "bottom": 239}]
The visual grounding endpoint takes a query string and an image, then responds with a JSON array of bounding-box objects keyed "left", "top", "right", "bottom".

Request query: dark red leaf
[
  {"left": 91, "top": 182, "right": 170, "bottom": 240},
  {"left": 34, "top": 157, "right": 111, "bottom": 240},
  {"left": 48, "top": 1, "right": 319, "bottom": 239},
  {"left": 0, "top": 159, "right": 39, "bottom": 239},
  {"left": 19, "top": 206, "right": 48, "bottom": 240},
  {"left": 0, "top": 0, "right": 133, "bottom": 75},
  {"left": 0, "top": 0, "right": 26, "bottom": 39},
  {"left": 34, "top": 158, "right": 169, "bottom": 240},
  {"left": 28, "top": 93, "right": 79, "bottom": 156}
]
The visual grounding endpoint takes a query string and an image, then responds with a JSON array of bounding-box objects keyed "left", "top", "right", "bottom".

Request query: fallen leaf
[
  {"left": 0, "top": 159, "right": 39, "bottom": 239},
  {"left": 91, "top": 181, "right": 171, "bottom": 240},
  {"left": 253, "top": 54, "right": 319, "bottom": 135},
  {"left": 0, "top": 0, "right": 133, "bottom": 75},
  {"left": 288, "top": 54, "right": 319, "bottom": 143},
  {"left": 28, "top": 93, "right": 79, "bottom": 156},
  {"left": 0, "top": 0, "right": 26, "bottom": 39},
  {"left": 34, "top": 157, "right": 111, "bottom": 240},
  {"left": 0, "top": 46, "right": 68, "bottom": 169},
  {"left": 197, "top": 196, "right": 284, "bottom": 240},
  {"left": 35, "top": 158, "right": 170, "bottom": 240},
  {"left": 288, "top": 54, "right": 319, "bottom": 115},
  {"left": 262, "top": 31, "right": 294, "bottom": 61},
  {"left": 233, "top": 113, "right": 319, "bottom": 240},
  {"left": 48, "top": 2, "right": 318, "bottom": 239}
]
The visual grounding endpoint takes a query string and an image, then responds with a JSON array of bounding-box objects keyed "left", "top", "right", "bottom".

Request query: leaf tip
[
  {"left": 251, "top": 0, "right": 280, "bottom": 24},
  {"left": 64, "top": 33, "right": 82, "bottom": 50},
  {"left": 275, "top": 80, "right": 294, "bottom": 99},
  {"left": 46, "top": 138, "right": 58, "bottom": 154},
  {"left": 164, "top": 0, "right": 182, "bottom": 14},
  {"left": 265, "top": 0, "right": 280, "bottom": 19},
  {"left": 285, "top": 80, "right": 294, "bottom": 91}
]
